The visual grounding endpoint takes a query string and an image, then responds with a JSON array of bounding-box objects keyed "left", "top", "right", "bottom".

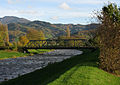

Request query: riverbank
[
  {"left": 0, "top": 49, "right": 120, "bottom": 85},
  {"left": 0, "top": 49, "right": 52, "bottom": 60},
  {"left": 0, "top": 50, "right": 28, "bottom": 60},
  {"left": 0, "top": 49, "right": 82, "bottom": 83}
]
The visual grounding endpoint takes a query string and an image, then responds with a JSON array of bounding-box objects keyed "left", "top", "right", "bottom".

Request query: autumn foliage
[
  {"left": 0, "top": 22, "right": 9, "bottom": 46},
  {"left": 19, "top": 35, "right": 29, "bottom": 46},
  {"left": 96, "top": 3, "right": 120, "bottom": 75},
  {"left": 26, "top": 28, "right": 45, "bottom": 40}
]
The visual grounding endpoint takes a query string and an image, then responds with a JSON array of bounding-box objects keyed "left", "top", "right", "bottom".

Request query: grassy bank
[
  {"left": 0, "top": 49, "right": 120, "bottom": 85},
  {"left": 0, "top": 49, "right": 52, "bottom": 60},
  {"left": 28, "top": 49, "right": 53, "bottom": 54},
  {"left": 0, "top": 50, "right": 28, "bottom": 60}
]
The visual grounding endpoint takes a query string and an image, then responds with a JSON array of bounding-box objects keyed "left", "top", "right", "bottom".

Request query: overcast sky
[{"left": 0, "top": 0, "right": 119, "bottom": 24}]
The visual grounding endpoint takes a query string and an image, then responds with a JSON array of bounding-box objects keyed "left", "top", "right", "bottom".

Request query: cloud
[
  {"left": 50, "top": 16, "right": 59, "bottom": 20},
  {"left": 0, "top": 9, "right": 44, "bottom": 18},
  {"left": 59, "top": 2, "right": 71, "bottom": 10}
]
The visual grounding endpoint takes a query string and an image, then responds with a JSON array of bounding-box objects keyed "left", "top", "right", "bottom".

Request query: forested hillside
[{"left": 0, "top": 16, "right": 99, "bottom": 41}]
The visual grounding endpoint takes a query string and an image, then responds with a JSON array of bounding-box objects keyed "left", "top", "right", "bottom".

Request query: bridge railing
[{"left": 24, "top": 39, "right": 92, "bottom": 49}]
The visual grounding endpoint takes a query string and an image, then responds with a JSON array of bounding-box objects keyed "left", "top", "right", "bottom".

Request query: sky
[{"left": 0, "top": 0, "right": 120, "bottom": 24}]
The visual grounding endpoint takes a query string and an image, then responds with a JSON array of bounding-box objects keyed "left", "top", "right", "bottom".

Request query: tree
[
  {"left": 96, "top": 3, "right": 120, "bottom": 75},
  {"left": 39, "top": 30, "right": 45, "bottom": 40},
  {"left": 66, "top": 26, "right": 70, "bottom": 38},
  {"left": 26, "top": 28, "right": 45, "bottom": 40},
  {"left": 0, "top": 34, "right": 4, "bottom": 46},
  {"left": 0, "top": 22, "right": 9, "bottom": 46},
  {"left": 19, "top": 35, "right": 29, "bottom": 46},
  {"left": 4, "top": 24, "right": 9, "bottom": 45}
]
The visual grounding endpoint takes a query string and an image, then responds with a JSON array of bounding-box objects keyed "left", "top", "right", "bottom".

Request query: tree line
[
  {"left": 0, "top": 24, "right": 45, "bottom": 50},
  {"left": 0, "top": 23, "right": 89, "bottom": 50}
]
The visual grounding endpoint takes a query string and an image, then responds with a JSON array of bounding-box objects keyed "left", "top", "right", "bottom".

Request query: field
[{"left": 0, "top": 49, "right": 120, "bottom": 85}]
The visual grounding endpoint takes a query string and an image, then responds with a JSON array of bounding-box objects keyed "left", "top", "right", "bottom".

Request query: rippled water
[{"left": 0, "top": 49, "right": 82, "bottom": 82}]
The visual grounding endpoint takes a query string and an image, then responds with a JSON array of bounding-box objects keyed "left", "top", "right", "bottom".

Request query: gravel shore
[{"left": 0, "top": 49, "right": 82, "bottom": 82}]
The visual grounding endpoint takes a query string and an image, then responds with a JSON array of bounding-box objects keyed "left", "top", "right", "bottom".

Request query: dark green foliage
[{"left": 102, "top": 4, "right": 120, "bottom": 23}]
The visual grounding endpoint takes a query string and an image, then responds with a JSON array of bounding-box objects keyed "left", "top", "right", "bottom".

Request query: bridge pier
[{"left": 23, "top": 48, "right": 29, "bottom": 53}]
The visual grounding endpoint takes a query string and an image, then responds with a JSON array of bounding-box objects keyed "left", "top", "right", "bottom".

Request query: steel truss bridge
[{"left": 23, "top": 39, "right": 95, "bottom": 52}]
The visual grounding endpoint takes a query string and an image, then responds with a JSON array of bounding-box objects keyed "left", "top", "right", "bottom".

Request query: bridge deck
[{"left": 24, "top": 47, "right": 95, "bottom": 49}]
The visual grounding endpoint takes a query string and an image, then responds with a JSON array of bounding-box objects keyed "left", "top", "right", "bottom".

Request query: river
[{"left": 0, "top": 49, "right": 82, "bottom": 82}]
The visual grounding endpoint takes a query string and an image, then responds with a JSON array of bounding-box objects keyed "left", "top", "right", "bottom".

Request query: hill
[
  {"left": 0, "top": 16, "right": 99, "bottom": 41},
  {"left": 0, "top": 16, "right": 30, "bottom": 24}
]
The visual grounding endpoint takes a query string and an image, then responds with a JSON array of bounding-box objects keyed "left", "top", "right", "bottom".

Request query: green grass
[
  {"left": 48, "top": 65, "right": 120, "bottom": 85},
  {"left": 28, "top": 49, "right": 53, "bottom": 54},
  {"left": 0, "top": 49, "right": 52, "bottom": 59},
  {"left": 0, "top": 49, "right": 120, "bottom": 85},
  {"left": 0, "top": 50, "right": 28, "bottom": 60}
]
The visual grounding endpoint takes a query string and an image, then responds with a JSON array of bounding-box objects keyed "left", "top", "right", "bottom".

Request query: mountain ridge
[
  {"left": 0, "top": 16, "right": 30, "bottom": 24},
  {"left": 0, "top": 16, "right": 99, "bottom": 41}
]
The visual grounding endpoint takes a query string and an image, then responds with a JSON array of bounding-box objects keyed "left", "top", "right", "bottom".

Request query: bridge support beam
[{"left": 23, "top": 48, "right": 29, "bottom": 53}]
